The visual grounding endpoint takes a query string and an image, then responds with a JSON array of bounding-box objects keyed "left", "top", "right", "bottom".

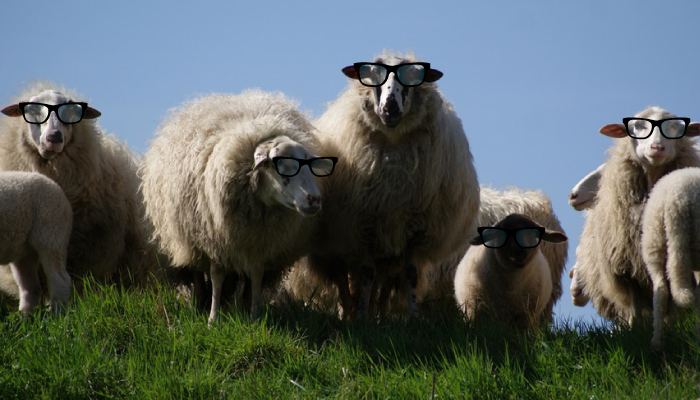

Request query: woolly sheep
[
  {"left": 454, "top": 213, "right": 567, "bottom": 330},
  {"left": 641, "top": 167, "right": 700, "bottom": 350},
  {"left": 0, "top": 171, "right": 72, "bottom": 316},
  {"left": 141, "top": 89, "right": 328, "bottom": 321},
  {"left": 0, "top": 82, "right": 153, "bottom": 297},
  {"left": 419, "top": 187, "right": 568, "bottom": 321},
  {"left": 297, "top": 50, "right": 479, "bottom": 319},
  {"left": 574, "top": 107, "right": 700, "bottom": 326}
]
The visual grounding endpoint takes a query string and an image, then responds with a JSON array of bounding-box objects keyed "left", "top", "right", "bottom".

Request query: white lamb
[
  {"left": 0, "top": 171, "right": 72, "bottom": 316},
  {"left": 0, "top": 82, "right": 154, "bottom": 297},
  {"left": 297, "top": 50, "right": 479, "bottom": 319},
  {"left": 454, "top": 213, "right": 567, "bottom": 330},
  {"left": 641, "top": 167, "right": 700, "bottom": 350},
  {"left": 141, "top": 89, "right": 330, "bottom": 321},
  {"left": 575, "top": 107, "right": 700, "bottom": 326}
]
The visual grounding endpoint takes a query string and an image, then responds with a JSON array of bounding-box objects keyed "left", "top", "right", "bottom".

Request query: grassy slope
[{"left": 0, "top": 282, "right": 699, "bottom": 399}]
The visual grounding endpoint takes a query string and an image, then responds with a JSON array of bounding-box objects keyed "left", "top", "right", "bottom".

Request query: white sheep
[
  {"left": 0, "top": 82, "right": 154, "bottom": 297},
  {"left": 296, "top": 50, "right": 480, "bottom": 319},
  {"left": 0, "top": 171, "right": 72, "bottom": 316},
  {"left": 454, "top": 213, "right": 567, "bottom": 330},
  {"left": 641, "top": 167, "right": 700, "bottom": 350},
  {"left": 574, "top": 107, "right": 700, "bottom": 326},
  {"left": 141, "top": 89, "right": 330, "bottom": 321},
  {"left": 568, "top": 164, "right": 605, "bottom": 211}
]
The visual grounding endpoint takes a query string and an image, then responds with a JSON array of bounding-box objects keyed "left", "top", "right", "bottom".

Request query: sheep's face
[
  {"left": 470, "top": 213, "right": 567, "bottom": 270},
  {"left": 251, "top": 136, "right": 322, "bottom": 216},
  {"left": 1, "top": 90, "right": 101, "bottom": 160},
  {"left": 341, "top": 53, "right": 443, "bottom": 133},
  {"left": 600, "top": 107, "right": 700, "bottom": 169}
]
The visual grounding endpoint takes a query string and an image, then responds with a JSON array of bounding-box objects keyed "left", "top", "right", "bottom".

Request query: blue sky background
[{"left": 2, "top": 1, "right": 699, "bottom": 326}]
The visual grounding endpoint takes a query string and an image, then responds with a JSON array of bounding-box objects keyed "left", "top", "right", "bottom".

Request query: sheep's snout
[{"left": 46, "top": 130, "right": 64, "bottom": 144}]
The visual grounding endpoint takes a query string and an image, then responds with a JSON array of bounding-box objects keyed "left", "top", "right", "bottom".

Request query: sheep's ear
[
  {"left": 542, "top": 230, "right": 567, "bottom": 244},
  {"left": 424, "top": 68, "right": 443, "bottom": 83},
  {"left": 1, "top": 104, "right": 22, "bottom": 117},
  {"left": 685, "top": 122, "right": 700, "bottom": 137},
  {"left": 469, "top": 234, "right": 484, "bottom": 246},
  {"left": 252, "top": 151, "right": 268, "bottom": 171},
  {"left": 83, "top": 106, "right": 101, "bottom": 119},
  {"left": 599, "top": 124, "right": 627, "bottom": 138},
  {"left": 342, "top": 66, "right": 358, "bottom": 80}
]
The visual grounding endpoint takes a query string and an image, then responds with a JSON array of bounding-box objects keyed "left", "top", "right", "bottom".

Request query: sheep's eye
[
  {"left": 274, "top": 158, "right": 300, "bottom": 177},
  {"left": 514, "top": 229, "right": 541, "bottom": 248}
]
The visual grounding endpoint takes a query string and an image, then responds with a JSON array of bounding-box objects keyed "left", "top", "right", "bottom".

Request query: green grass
[{"left": 0, "top": 281, "right": 699, "bottom": 399}]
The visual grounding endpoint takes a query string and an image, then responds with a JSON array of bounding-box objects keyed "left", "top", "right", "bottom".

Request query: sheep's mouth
[
  {"left": 379, "top": 112, "right": 402, "bottom": 128},
  {"left": 296, "top": 204, "right": 321, "bottom": 216},
  {"left": 38, "top": 146, "right": 60, "bottom": 160}
]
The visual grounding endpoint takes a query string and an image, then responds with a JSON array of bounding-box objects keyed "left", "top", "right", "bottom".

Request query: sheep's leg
[
  {"left": 694, "top": 271, "right": 700, "bottom": 346},
  {"left": 208, "top": 264, "right": 226, "bottom": 325},
  {"left": 650, "top": 274, "right": 669, "bottom": 352},
  {"left": 335, "top": 271, "right": 354, "bottom": 320},
  {"left": 249, "top": 269, "right": 264, "bottom": 320},
  {"left": 192, "top": 271, "right": 209, "bottom": 313},
  {"left": 403, "top": 262, "right": 419, "bottom": 319},
  {"left": 38, "top": 249, "right": 71, "bottom": 315},
  {"left": 10, "top": 253, "right": 41, "bottom": 317},
  {"left": 357, "top": 263, "right": 375, "bottom": 319}
]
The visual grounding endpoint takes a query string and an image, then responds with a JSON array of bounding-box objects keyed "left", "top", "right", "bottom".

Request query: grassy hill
[{"left": 0, "top": 281, "right": 698, "bottom": 399}]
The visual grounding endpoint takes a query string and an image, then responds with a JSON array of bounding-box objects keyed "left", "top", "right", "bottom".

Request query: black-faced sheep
[
  {"left": 454, "top": 213, "right": 567, "bottom": 330},
  {"left": 0, "top": 171, "right": 72, "bottom": 316},
  {"left": 0, "top": 82, "right": 154, "bottom": 296},
  {"left": 641, "top": 167, "right": 700, "bottom": 350},
  {"left": 298, "top": 50, "right": 479, "bottom": 319},
  {"left": 574, "top": 107, "right": 700, "bottom": 326},
  {"left": 141, "top": 89, "right": 331, "bottom": 321}
]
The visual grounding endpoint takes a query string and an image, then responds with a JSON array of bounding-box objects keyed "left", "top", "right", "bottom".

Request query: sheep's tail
[{"left": 665, "top": 208, "right": 697, "bottom": 308}]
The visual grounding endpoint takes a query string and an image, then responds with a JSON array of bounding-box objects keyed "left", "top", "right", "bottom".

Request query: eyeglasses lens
[
  {"left": 310, "top": 158, "right": 335, "bottom": 176},
  {"left": 397, "top": 64, "right": 425, "bottom": 86},
  {"left": 515, "top": 229, "right": 541, "bottom": 248},
  {"left": 23, "top": 104, "right": 49, "bottom": 124},
  {"left": 482, "top": 229, "right": 507, "bottom": 248},
  {"left": 626, "top": 119, "right": 652, "bottom": 138},
  {"left": 358, "top": 64, "right": 387, "bottom": 86},
  {"left": 661, "top": 119, "right": 687, "bottom": 138},
  {"left": 58, "top": 104, "right": 84, "bottom": 124},
  {"left": 275, "top": 158, "right": 300, "bottom": 176}
]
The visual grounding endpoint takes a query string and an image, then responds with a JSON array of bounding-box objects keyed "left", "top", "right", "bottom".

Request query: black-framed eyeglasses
[
  {"left": 18, "top": 102, "right": 88, "bottom": 125},
  {"left": 353, "top": 62, "right": 430, "bottom": 87},
  {"left": 477, "top": 227, "right": 544, "bottom": 248},
  {"left": 272, "top": 157, "right": 338, "bottom": 177},
  {"left": 622, "top": 117, "right": 690, "bottom": 139}
]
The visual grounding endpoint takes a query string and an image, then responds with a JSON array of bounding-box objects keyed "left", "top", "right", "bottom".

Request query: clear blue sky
[{"left": 2, "top": 1, "right": 699, "bottom": 326}]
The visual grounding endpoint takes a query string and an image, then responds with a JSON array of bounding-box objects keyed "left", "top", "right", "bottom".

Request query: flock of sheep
[{"left": 0, "top": 50, "right": 698, "bottom": 351}]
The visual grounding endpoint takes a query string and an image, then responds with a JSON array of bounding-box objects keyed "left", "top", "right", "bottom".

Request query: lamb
[
  {"left": 641, "top": 167, "right": 700, "bottom": 350},
  {"left": 141, "top": 89, "right": 331, "bottom": 321},
  {"left": 0, "top": 171, "right": 72, "bottom": 316},
  {"left": 574, "top": 107, "right": 700, "bottom": 326},
  {"left": 296, "top": 50, "right": 479, "bottom": 319},
  {"left": 454, "top": 213, "right": 567, "bottom": 330},
  {"left": 419, "top": 187, "right": 568, "bottom": 322},
  {"left": 0, "top": 82, "right": 154, "bottom": 297}
]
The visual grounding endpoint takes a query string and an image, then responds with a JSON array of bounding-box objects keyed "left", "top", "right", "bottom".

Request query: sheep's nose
[
  {"left": 308, "top": 194, "right": 321, "bottom": 209},
  {"left": 46, "top": 130, "right": 64, "bottom": 144},
  {"left": 651, "top": 143, "right": 665, "bottom": 152},
  {"left": 568, "top": 191, "right": 577, "bottom": 201},
  {"left": 383, "top": 96, "right": 399, "bottom": 114}
]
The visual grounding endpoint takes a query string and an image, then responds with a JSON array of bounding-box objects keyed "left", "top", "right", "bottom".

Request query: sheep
[
  {"left": 641, "top": 167, "right": 700, "bottom": 350},
  {"left": 295, "top": 50, "right": 479, "bottom": 319},
  {"left": 574, "top": 107, "right": 700, "bottom": 326},
  {"left": 0, "top": 82, "right": 154, "bottom": 298},
  {"left": 141, "top": 89, "right": 330, "bottom": 321},
  {"left": 0, "top": 171, "right": 72, "bottom": 316},
  {"left": 454, "top": 213, "right": 568, "bottom": 330},
  {"left": 419, "top": 187, "right": 568, "bottom": 321},
  {"left": 568, "top": 164, "right": 605, "bottom": 211}
]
